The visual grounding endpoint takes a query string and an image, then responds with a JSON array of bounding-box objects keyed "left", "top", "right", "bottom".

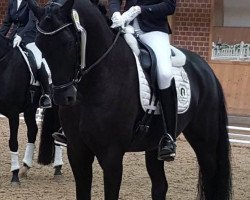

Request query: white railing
[{"left": 211, "top": 41, "right": 250, "bottom": 61}]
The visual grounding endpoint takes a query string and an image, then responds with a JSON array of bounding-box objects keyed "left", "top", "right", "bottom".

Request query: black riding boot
[
  {"left": 37, "top": 63, "right": 52, "bottom": 109},
  {"left": 158, "top": 78, "right": 177, "bottom": 161},
  {"left": 52, "top": 128, "right": 67, "bottom": 147}
]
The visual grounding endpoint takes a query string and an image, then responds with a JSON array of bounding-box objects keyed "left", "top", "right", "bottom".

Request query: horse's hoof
[
  {"left": 54, "top": 165, "right": 62, "bottom": 176},
  {"left": 53, "top": 174, "right": 63, "bottom": 182},
  {"left": 19, "top": 166, "right": 29, "bottom": 178},
  {"left": 11, "top": 181, "right": 21, "bottom": 187}
]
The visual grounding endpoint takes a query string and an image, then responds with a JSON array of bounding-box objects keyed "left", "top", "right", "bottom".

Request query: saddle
[
  {"left": 128, "top": 37, "right": 190, "bottom": 135},
  {"left": 137, "top": 39, "right": 158, "bottom": 95},
  {"left": 137, "top": 39, "right": 180, "bottom": 93},
  {"left": 17, "top": 45, "right": 41, "bottom": 105}
]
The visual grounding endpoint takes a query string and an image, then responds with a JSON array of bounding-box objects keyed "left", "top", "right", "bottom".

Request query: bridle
[{"left": 36, "top": 1, "right": 121, "bottom": 92}]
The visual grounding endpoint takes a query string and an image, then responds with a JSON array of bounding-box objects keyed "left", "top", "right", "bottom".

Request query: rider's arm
[
  {"left": 108, "top": 0, "right": 123, "bottom": 16},
  {"left": 18, "top": 10, "right": 36, "bottom": 39},
  {"left": 140, "top": 0, "right": 176, "bottom": 19}
]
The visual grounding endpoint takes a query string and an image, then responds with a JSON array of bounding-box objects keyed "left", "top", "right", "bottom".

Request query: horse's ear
[
  {"left": 26, "top": 0, "right": 45, "bottom": 20},
  {"left": 61, "top": 0, "right": 75, "bottom": 14}
]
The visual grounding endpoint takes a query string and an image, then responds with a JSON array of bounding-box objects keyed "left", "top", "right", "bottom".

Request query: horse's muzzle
[{"left": 52, "top": 85, "right": 77, "bottom": 106}]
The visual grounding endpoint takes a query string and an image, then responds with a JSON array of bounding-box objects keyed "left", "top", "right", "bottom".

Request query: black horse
[
  {"left": 28, "top": 0, "right": 232, "bottom": 199},
  {"left": 0, "top": 33, "right": 62, "bottom": 185}
]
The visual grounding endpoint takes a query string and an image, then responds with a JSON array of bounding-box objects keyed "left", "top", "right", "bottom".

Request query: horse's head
[{"left": 27, "top": 0, "right": 79, "bottom": 106}]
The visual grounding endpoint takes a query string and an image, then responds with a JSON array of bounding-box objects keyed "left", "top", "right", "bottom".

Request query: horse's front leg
[
  {"left": 19, "top": 107, "right": 38, "bottom": 178},
  {"left": 8, "top": 114, "right": 20, "bottom": 185},
  {"left": 67, "top": 142, "right": 95, "bottom": 200},
  {"left": 97, "top": 148, "right": 124, "bottom": 200},
  {"left": 146, "top": 149, "right": 168, "bottom": 200}
]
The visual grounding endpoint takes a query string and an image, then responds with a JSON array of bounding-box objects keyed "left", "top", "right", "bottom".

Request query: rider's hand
[
  {"left": 122, "top": 6, "right": 141, "bottom": 25},
  {"left": 111, "top": 12, "right": 125, "bottom": 29},
  {"left": 13, "top": 35, "right": 22, "bottom": 48}
]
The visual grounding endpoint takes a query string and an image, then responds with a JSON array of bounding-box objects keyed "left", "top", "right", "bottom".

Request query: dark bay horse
[
  {"left": 0, "top": 33, "right": 62, "bottom": 185},
  {"left": 29, "top": 0, "right": 232, "bottom": 199}
]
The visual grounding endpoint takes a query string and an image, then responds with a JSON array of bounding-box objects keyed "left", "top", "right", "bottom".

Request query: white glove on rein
[
  {"left": 122, "top": 6, "right": 141, "bottom": 25},
  {"left": 111, "top": 12, "right": 125, "bottom": 28},
  {"left": 13, "top": 34, "right": 22, "bottom": 47}
]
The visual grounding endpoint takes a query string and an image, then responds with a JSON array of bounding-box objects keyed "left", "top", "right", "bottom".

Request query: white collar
[{"left": 17, "top": 0, "right": 22, "bottom": 10}]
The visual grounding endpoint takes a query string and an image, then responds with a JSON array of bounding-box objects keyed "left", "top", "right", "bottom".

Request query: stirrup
[
  {"left": 39, "top": 94, "right": 52, "bottom": 109},
  {"left": 157, "top": 135, "right": 176, "bottom": 162},
  {"left": 52, "top": 131, "right": 67, "bottom": 147}
]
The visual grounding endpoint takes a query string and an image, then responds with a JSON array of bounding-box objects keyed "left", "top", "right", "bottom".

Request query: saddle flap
[{"left": 137, "top": 39, "right": 158, "bottom": 94}]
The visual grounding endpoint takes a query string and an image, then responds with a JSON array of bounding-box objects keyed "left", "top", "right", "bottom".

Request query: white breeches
[
  {"left": 26, "top": 42, "right": 52, "bottom": 84},
  {"left": 133, "top": 20, "right": 173, "bottom": 89},
  {"left": 26, "top": 42, "right": 43, "bottom": 69}
]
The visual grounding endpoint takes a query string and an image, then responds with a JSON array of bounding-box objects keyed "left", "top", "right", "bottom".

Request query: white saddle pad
[{"left": 135, "top": 47, "right": 191, "bottom": 115}]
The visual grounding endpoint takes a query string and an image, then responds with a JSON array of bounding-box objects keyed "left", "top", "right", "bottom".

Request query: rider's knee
[{"left": 26, "top": 42, "right": 43, "bottom": 69}]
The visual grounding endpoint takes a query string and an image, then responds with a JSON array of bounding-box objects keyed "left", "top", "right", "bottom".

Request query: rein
[{"left": 81, "top": 29, "right": 121, "bottom": 76}]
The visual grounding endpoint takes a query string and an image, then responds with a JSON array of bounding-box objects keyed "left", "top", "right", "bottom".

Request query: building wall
[
  {"left": 0, "top": 0, "right": 213, "bottom": 60},
  {"left": 0, "top": 0, "right": 47, "bottom": 24},
  {"left": 211, "top": 62, "right": 250, "bottom": 116},
  {"left": 224, "top": 0, "right": 250, "bottom": 27},
  {"left": 0, "top": 0, "right": 8, "bottom": 25},
  {"left": 172, "top": 0, "right": 212, "bottom": 61}
]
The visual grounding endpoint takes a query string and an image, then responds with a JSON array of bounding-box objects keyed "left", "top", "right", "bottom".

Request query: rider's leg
[
  {"left": 26, "top": 43, "right": 52, "bottom": 108},
  {"left": 139, "top": 31, "right": 177, "bottom": 161}
]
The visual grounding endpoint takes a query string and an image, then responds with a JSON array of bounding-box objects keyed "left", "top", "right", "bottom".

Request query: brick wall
[
  {"left": 0, "top": 0, "right": 8, "bottom": 25},
  {"left": 172, "top": 0, "right": 212, "bottom": 61},
  {"left": 0, "top": 0, "right": 48, "bottom": 25},
  {"left": 0, "top": 0, "right": 212, "bottom": 60}
]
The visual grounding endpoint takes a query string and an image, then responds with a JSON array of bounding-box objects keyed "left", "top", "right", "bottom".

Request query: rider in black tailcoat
[
  {"left": 108, "top": 0, "right": 177, "bottom": 161},
  {"left": 0, "top": 0, "right": 52, "bottom": 109}
]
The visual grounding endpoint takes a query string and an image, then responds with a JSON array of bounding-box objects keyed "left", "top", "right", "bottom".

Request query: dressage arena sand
[{"left": 0, "top": 118, "right": 249, "bottom": 200}]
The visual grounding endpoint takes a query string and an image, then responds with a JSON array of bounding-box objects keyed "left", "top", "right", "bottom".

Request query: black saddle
[
  {"left": 137, "top": 39, "right": 158, "bottom": 94},
  {"left": 19, "top": 44, "right": 41, "bottom": 106}
]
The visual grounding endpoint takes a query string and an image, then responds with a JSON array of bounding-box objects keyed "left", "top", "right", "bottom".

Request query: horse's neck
[
  {"left": 76, "top": 0, "right": 138, "bottom": 97},
  {"left": 78, "top": 1, "right": 115, "bottom": 65},
  {"left": 0, "top": 37, "right": 11, "bottom": 58}
]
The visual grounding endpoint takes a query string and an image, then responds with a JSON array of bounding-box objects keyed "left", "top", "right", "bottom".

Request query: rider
[
  {"left": 0, "top": 0, "right": 52, "bottom": 109},
  {"left": 109, "top": 0, "right": 177, "bottom": 161}
]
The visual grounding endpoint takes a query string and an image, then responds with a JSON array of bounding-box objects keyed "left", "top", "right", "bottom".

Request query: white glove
[
  {"left": 111, "top": 12, "right": 125, "bottom": 29},
  {"left": 122, "top": 6, "right": 141, "bottom": 25},
  {"left": 13, "top": 35, "right": 22, "bottom": 47}
]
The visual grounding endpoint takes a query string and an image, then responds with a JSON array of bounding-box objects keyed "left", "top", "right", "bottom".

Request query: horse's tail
[
  {"left": 38, "top": 105, "right": 60, "bottom": 165},
  {"left": 214, "top": 78, "right": 232, "bottom": 199},
  {"left": 198, "top": 78, "right": 232, "bottom": 200}
]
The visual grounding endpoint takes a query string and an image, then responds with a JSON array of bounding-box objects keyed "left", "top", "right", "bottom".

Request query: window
[{"left": 211, "top": 0, "right": 250, "bottom": 61}]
